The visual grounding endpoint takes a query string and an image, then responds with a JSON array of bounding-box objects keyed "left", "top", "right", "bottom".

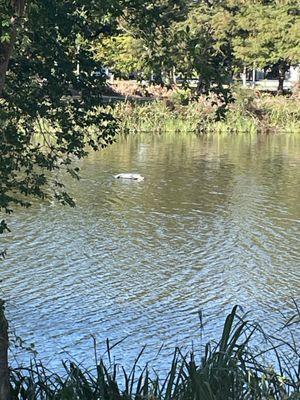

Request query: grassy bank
[
  {"left": 10, "top": 306, "right": 300, "bottom": 399},
  {"left": 109, "top": 89, "right": 300, "bottom": 134}
]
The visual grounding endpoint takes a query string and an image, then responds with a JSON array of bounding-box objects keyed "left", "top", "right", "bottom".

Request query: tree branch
[
  {"left": 0, "top": 301, "right": 10, "bottom": 400},
  {"left": 0, "top": 0, "right": 27, "bottom": 97}
]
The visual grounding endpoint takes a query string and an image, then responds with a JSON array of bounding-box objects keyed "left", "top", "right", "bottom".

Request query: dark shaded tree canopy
[
  {"left": 0, "top": 0, "right": 123, "bottom": 258},
  {"left": 0, "top": 1, "right": 119, "bottom": 221}
]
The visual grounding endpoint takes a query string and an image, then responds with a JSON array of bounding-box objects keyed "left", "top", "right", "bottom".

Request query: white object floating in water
[{"left": 114, "top": 173, "right": 144, "bottom": 181}]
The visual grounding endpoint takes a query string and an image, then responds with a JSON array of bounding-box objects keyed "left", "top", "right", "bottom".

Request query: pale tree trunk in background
[
  {"left": 172, "top": 66, "right": 176, "bottom": 86},
  {"left": 0, "top": 0, "right": 27, "bottom": 97},
  {"left": 0, "top": 301, "right": 10, "bottom": 400},
  {"left": 241, "top": 66, "right": 247, "bottom": 87}
]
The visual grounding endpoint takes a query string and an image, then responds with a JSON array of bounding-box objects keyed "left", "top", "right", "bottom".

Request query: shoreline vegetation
[
  {"left": 5, "top": 306, "right": 300, "bottom": 399},
  {"left": 104, "top": 81, "right": 300, "bottom": 135}
]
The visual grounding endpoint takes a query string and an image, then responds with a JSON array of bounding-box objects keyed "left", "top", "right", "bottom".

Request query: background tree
[
  {"left": 120, "top": 0, "right": 188, "bottom": 84},
  {"left": 232, "top": 0, "right": 300, "bottom": 93},
  {"left": 93, "top": 33, "right": 141, "bottom": 78},
  {"left": 171, "top": 1, "right": 234, "bottom": 117},
  {"left": 92, "top": 0, "right": 300, "bottom": 96}
]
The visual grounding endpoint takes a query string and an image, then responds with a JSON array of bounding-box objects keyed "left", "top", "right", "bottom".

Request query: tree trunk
[
  {"left": 153, "top": 68, "right": 163, "bottom": 86},
  {"left": 277, "top": 62, "right": 289, "bottom": 95},
  {"left": 252, "top": 67, "right": 256, "bottom": 88},
  {"left": 0, "top": 0, "right": 27, "bottom": 97},
  {"left": 196, "top": 75, "right": 203, "bottom": 95},
  {"left": 0, "top": 36, "right": 16, "bottom": 97},
  {"left": 196, "top": 75, "right": 209, "bottom": 95},
  {"left": 0, "top": 301, "right": 10, "bottom": 400}
]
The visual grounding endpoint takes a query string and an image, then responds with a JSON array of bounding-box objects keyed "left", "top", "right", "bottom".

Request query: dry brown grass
[{"left": 108, "top": 79, "right": 175, "bottom": 98}]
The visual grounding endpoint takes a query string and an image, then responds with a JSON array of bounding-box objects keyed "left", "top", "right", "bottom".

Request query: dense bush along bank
[{"left": 110, "top": 90, "right": 300, "bottom": 135}]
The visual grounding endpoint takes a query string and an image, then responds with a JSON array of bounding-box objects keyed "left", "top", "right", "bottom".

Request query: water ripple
[{"left": 2, "top": 133, "right": 300, "bottom": 372}]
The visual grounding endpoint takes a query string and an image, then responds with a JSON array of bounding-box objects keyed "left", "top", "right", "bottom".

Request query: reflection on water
[{"left": 1, "top": 133, "right": 300, "bottom": 370}]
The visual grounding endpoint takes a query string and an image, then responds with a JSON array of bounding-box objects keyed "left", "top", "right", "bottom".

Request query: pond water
[{"left": 2, "top": 132, "right": 300, "bottom": 371}]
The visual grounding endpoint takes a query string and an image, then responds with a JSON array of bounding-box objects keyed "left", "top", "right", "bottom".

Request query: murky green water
[{"left": 2, "top": 132, "right": 300, "bottom": 370}]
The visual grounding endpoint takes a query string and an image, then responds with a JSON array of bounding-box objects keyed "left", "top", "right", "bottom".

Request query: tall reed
[{"left": 9, "top": 306, "right": 300, "bottom": 399}]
